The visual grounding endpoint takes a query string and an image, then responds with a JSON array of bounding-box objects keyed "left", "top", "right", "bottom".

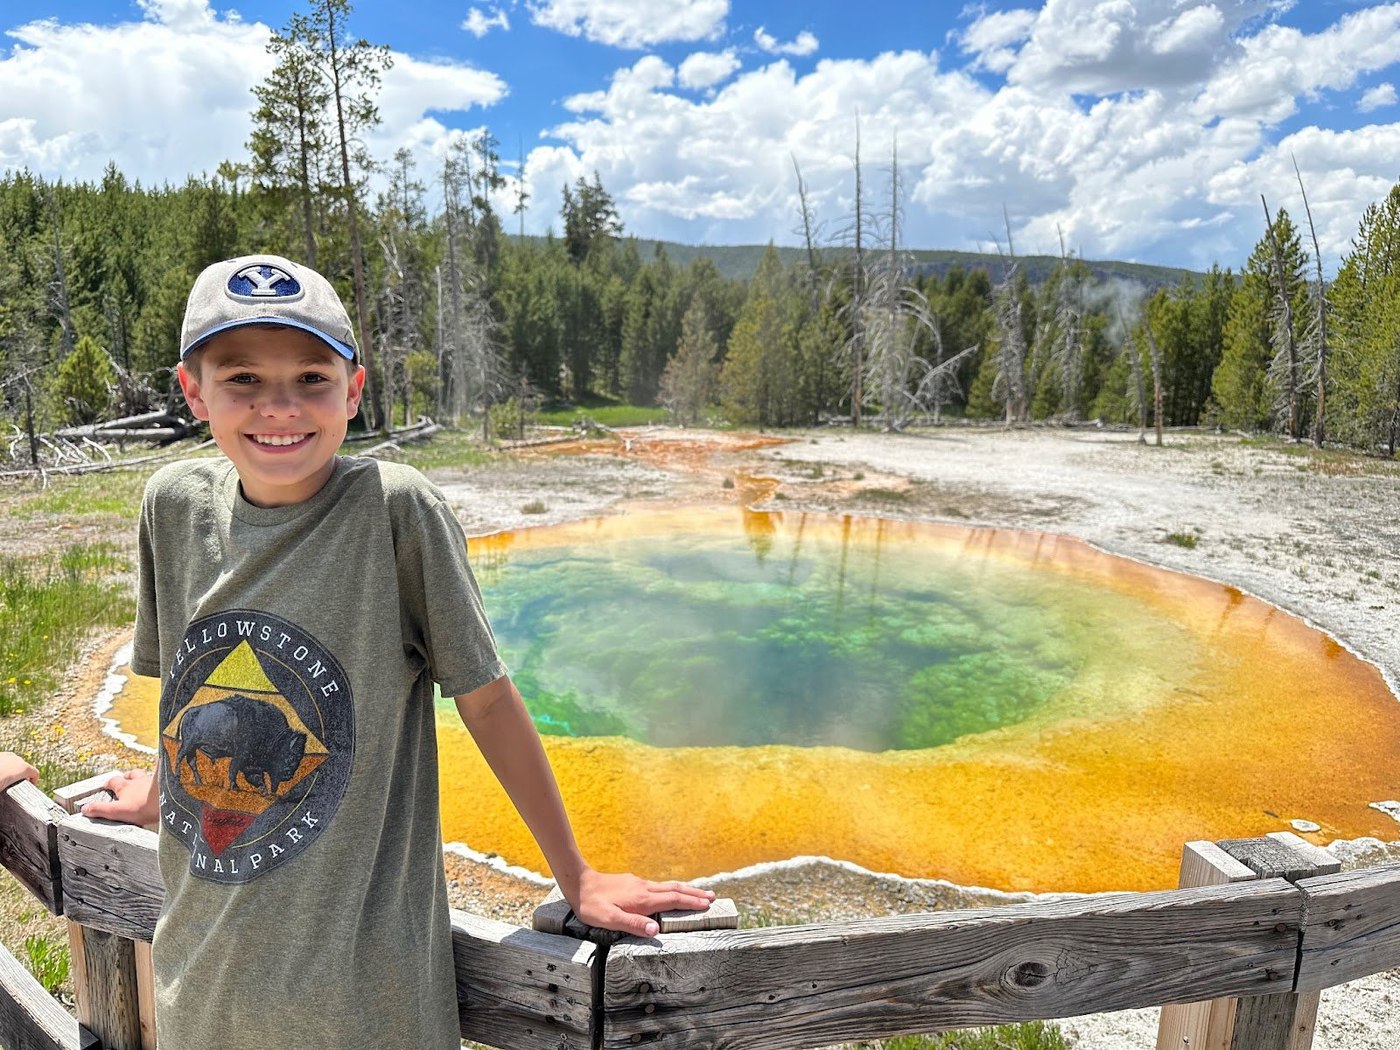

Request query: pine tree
[
  {"left": 1214, "top": 212, "right": 1308, "bottom": 432},
  {"left": 659, "top": 299, "right": 720, "bottom": 425},
  {"left": 248, "top": 32, "right": 331, "bottom": 264},
  {"left": 721, "top": 245, "right": 798, "bottom": 426},
  {"left": 50, "top": 335, "right": 116, "bottom": 426},
  {"left": 1329, "top": 185, "right": 1400, "bottom": 452}
]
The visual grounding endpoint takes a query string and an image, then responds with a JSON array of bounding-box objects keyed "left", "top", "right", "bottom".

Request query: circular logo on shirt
[{"left": 158, "top": 610, "right": 354, "bottom": 884}]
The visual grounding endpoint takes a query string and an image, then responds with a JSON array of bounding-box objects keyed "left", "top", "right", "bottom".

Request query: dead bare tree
[
  {"left": 1115, "top": 303, "right": 1149, "bottom": 444},
  {"left": 854, "top": 138, "right": 975, "bottom": 430},
  {"left": 44, "top": 190, "right": 76, "bottom": 358},
  {"left": 1293, "top": 157, "right": 1329, "bottom": 448},
  {"left": 376, "top": 148, "right": 429, "bottom": 429},
  {"left": 791, "top": 154, "right": 831, "bottom": 332},
  {"left": 439, "top": 146, "right": 470, "bottom": 422},
  {"left": 990, "top": 208, "right": 1029, "bottom": 424},
  {"left": 377, "top": 226, "right": 408, "bottom": 429},
  {"left": 1261, "top": 194, "right": 1302, "bottom": 439},
  {"left": 462, "top": 282, "right": 506, "bottom": 440},
  {"left": 828, "top": 117, "right": 869, "bottom": 427},
  {"left": 921, "top": 315, "right": 973, "bottom": 425},
  {"left": 1048, "top": 227, "right": 1087, "bottom": 420},
  {"left": 1141, "top": 314, "right": 1165, "bottom": 447}
]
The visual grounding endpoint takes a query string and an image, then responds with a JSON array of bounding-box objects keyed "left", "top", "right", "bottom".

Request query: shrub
[
  {"left": 23, "top": 934, "right": 70, "bottom": 997},
  {"left": 50, "top": 336, "right": 116, "bottom": 426}
]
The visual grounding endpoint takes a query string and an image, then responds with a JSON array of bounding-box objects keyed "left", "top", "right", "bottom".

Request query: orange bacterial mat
[{"left": 105, "top": 514, "right": 1400, "bottom": 893}]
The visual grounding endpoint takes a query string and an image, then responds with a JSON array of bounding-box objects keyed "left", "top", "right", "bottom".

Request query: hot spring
[{"left": 104, "top": 506, "right": 1400, "bottom": 893}]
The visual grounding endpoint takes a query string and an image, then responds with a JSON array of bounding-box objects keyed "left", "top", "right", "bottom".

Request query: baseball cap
[{"left": 180, "top": 254, "right": 358, "bottom": 361}]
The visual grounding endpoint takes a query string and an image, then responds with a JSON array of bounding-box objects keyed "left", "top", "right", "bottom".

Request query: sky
[{"left": 4, "top": 0, "right": 1400, "bottom": 273}]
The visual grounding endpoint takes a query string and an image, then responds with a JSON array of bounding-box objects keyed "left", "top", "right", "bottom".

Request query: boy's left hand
[{"left": 568, "top": 868, "right": 716, "bottom": 939}]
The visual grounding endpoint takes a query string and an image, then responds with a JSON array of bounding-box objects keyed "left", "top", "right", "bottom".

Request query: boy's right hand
[
  {"left": 82, "top": 770, "right": 159, "bottom": 828},
  {"left": 0, "top": 751, "right": 39, "bottom": 791}
]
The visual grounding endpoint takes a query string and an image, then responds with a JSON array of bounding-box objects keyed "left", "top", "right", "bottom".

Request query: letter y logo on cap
[{"left": 227, "top": 263, "right": 304, "bottom": 303}]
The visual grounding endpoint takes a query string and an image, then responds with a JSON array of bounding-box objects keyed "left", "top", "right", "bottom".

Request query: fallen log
[{"left": 55, "top": 412, "right": 195, "bottom": 442}]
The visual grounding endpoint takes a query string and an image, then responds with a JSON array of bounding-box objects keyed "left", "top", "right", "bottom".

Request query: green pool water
[{"left": 460, "top": 509, "right": 1192, "bottom": 752}]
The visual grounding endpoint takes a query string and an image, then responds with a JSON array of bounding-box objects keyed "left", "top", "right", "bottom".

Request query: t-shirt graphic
[{"left": 158, "top": 610, "right": 354, "bottom": 884}]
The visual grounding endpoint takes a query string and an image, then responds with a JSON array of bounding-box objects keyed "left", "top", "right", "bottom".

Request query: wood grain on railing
[
  {"left": 0, "top": 779, "right": 66, "bottom": 914},
  {"left": 601, "top": 880, "right": 1303, "bottom": 1050}
]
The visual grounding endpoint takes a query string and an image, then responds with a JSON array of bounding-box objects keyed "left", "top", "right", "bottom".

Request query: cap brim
[{"left": 180, "top": 317, "right": 357, "bottom": 361}]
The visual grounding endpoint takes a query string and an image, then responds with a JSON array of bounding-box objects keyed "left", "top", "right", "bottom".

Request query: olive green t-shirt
[{"left": 133, "top": 456, "right": 506, "bottom": 1049}]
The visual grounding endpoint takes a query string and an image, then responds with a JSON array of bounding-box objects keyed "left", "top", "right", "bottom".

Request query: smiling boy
[{"left": 85, "top": 254, "right": 711, "bottom": 1048}]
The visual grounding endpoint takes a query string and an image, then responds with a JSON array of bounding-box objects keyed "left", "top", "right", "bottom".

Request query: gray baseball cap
[{"left": 179, "top": 254, "right": 358, "bottom": 361}]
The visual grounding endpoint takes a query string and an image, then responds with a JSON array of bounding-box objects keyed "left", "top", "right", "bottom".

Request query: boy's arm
[
  {"left": 455, "top": 675, "right": 714, "bottom": 938},
  {"left": 81, "top": 769, "right": 159, "bottom": 828},
  {"left": 0, "top": 752, "right": 39, "bottom": 791}
]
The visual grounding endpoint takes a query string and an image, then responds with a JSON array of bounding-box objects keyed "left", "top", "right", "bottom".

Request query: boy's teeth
[{"left": 253, "top": 434, "right": 306, "bottom": 446}]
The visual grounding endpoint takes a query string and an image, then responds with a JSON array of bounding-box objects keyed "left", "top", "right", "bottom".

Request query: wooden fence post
[
  {"left": 53, "top": 775, "right": 154, "bottom": 1050},
  {"left": 1222, "top": 833, "right": 1338, "bottom": 1050},
  {"left": 1157, "top": 841, "right": 1260, "bottom": 1050},
  {"left": 1159, "top": 832, "right": 1338, "bottom": 1050}
]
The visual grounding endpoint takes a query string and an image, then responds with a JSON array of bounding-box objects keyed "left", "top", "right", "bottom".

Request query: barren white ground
[{"left": 434, "top": 425, "right": 1400, "bottom": 1049}]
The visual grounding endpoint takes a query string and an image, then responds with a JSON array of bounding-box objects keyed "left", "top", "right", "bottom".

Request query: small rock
[{"left": 1291, "top": 819, "right": 1322, "bottom": 833}]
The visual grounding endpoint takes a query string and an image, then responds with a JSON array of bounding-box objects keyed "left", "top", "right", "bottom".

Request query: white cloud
[
  {"left": 1206, "top": 124, "right": 1400, "bottom": 268},
  {"left": 678, "top": 49, "right": 740, "bottom": 90},
  {"left": 544, "top": 51, "right": 986, "bottom": 243},
  {"left": 957, "top": 8, "right": 1036, "bottom": 73},
  {"left": 0, "top": 11, "right": 273, "bottom": 184},
  {"left": 462, "top": 7, "right": 510, "bottom": 38},
  {"left": 527, "top": 3, "right": 1400, "bottom": 273},
  {"left": 1003, "top": 0, "right": 1274, "bottom": 96},
  {"left": 1196, "top": 6, "right": 1400, "bottom": 123},
  {"left": 528, "top": 0, "right": 727, "bottom": 49},
  {"left": 0, "top": 3, "right": 506, "bottom": 191},
  {"left": 1360, "top": 82, "right": 1398, "bottom": 112},
  {"left": 134, "top": 0, "right": 217, "bottom": 32},
  {"left": 753, "top": 26, "right": 819, "bottom": 57}
]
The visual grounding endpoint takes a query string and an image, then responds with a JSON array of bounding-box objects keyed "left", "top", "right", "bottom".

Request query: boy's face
[{"left": 178, "top": 327, "right": 366, "bottom": 508}]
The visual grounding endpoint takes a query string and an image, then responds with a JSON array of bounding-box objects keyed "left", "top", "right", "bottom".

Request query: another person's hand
[
  {"left": 0, "top": 752, "right": 39, "bottom": 791},
  {"left": 567, "top": 867, "right": 716, "bottom": 938},
  {"left": 81, "top": 769, "right": 158, "bottom": 827}
]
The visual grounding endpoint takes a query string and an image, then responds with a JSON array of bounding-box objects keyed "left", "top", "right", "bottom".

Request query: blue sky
[{"left": 6, "top": 1, "right": 1400, "bottom": 273}]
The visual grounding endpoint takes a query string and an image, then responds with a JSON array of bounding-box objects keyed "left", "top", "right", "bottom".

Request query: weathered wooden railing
[{"left": 3, "top": 773, "right": 1399, "bottom": 1050}]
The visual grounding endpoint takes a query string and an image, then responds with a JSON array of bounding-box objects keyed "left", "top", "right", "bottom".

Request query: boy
[{"left": 85, "top": 254, "right": 712, "bottom": 1048}]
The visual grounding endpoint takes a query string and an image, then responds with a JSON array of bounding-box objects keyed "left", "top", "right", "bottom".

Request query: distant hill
[{"left": 615, "top": 239, "right": 1204, "bottom": 289}]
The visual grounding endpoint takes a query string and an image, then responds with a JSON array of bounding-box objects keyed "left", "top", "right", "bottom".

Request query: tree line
[{"left": 4, "top": 0, "right": 1400, "bottom": 454}]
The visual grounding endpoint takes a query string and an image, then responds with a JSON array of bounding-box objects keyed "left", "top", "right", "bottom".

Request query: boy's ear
[
  {"left": 177, "top": 363, "right": 211, "bottom": 421},
  {"left": 345, "top": 364, "right": 367, "bottom": 418}
]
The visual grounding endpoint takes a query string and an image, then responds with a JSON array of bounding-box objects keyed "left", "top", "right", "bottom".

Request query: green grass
[
  {"left": 377, "top": 427, "right": 494, "bottom": 473},
  {"left": 535, "top": 404, "right": 671, "bottom": 428},
  {"left": 1164, "top": 531, "right": 1199, "bottom": 549},
  {"left": 862, "top": 488, "right": 911, "bottom": 503},
  {"left": 6, "top": 468, "right": 150, "bottom": 522},
  {"left": 848, "top": 1023, "right": 1070, "bottom": 1049},
  {"left": 22, "top": 933, "right": 70, "bottom": 998},
  {"left": 0, "top": 544, "right": 134, "bottom": 717}
]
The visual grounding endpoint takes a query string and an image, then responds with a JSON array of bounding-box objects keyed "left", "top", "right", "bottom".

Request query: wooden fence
[{"left": 3, "top": 773, "right": 1399, "bottom": 1050}]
